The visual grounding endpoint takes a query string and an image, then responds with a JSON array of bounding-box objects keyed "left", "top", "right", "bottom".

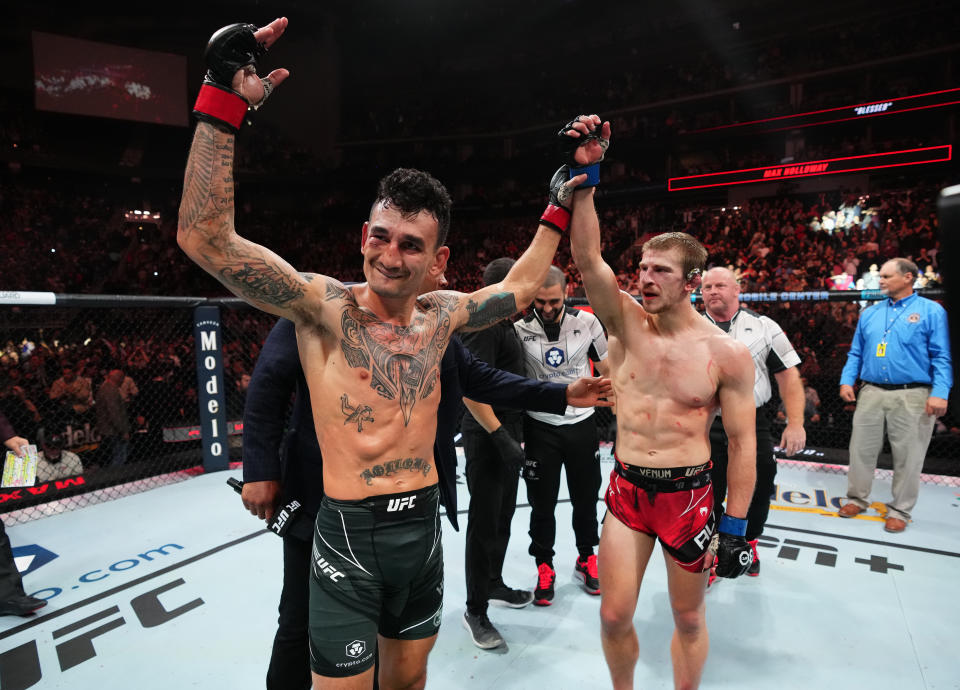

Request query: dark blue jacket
[{"left": 242, "top": 318, "right": 568, "bottom": 534}]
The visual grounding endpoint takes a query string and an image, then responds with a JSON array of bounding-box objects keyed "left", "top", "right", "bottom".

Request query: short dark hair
[
  {"left": 543, "top": 265, "right": 566, "bottom": 292},
  {"left": 373, "top": 168, "right": 452, "bottom": 247},
  {"left": 482, "top": 258, "right": 516, "bottom": 287}
]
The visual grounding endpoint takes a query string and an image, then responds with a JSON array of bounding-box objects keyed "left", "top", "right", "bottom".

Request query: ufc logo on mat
[{"left": 387, "top": 496, "right": 416, "bottom": 512}]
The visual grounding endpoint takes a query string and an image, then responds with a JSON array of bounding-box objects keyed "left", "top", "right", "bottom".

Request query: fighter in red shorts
[
  {"left": 605, "top": 459, "right": 715, "bottom": 573},
  {"left": 567, "top": 115, "right": 757, "bottom": 690}
]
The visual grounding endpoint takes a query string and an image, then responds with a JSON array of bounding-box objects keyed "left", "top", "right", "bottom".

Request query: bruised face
[
  {"left": 361, "top": 201, "right": 449, "bottom": 300},
  {"left": 533, "top": 283, "right": 565, "bottom": 323},
  {"left": 637, "top": 248, "right": 697, "bottom": 314}
]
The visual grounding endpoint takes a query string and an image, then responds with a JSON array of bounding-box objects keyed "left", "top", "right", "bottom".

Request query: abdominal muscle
[
  {"left": 614, "top": 397, "right": 715, "bottom": 469},
  {"left": 310, "top": 393, "right": 441, "bottom": 501}
]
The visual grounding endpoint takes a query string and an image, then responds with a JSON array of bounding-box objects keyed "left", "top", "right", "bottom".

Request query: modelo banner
[{"left": 193, "top": 306, "right": 229, "bottom": 472}]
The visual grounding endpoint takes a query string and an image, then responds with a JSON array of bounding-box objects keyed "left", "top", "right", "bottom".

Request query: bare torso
[
  {"left": 608, "top": 299, "right": 731, "bottom": 468},
  {"left": 296, "top": 282, "right": 457, "bottom": 500}
]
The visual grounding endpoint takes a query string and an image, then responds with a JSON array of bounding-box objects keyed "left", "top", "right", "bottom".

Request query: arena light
[
  {"left": 687, "top": 87, "right": 960, "bottom": 135},
  {"left": 124, "top": 209, "right": 161, "bottom": 224},
  {"left": 667, "top": 145, "right": 952, "bottom": 191}
]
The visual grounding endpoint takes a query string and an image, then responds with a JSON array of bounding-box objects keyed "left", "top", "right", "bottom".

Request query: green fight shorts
[{"left": 308, "top": 484, "right": 443, "bottom": 677}]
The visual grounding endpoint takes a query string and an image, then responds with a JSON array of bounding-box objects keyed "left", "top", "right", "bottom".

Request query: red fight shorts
[{"left": 604, "top": 458, "right": 715, "bottom": 573}]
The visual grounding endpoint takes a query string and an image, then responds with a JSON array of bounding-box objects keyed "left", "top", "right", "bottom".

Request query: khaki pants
[{"left": 846, "top": 384, "right": 936, "bottom": 521}]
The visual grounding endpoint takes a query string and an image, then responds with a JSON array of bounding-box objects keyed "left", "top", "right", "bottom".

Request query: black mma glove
[
  {"left": 521, "top": 456, "right": 540, "bottom": 482},
  {"left": 192, "top": 23, "right": 268, "bottom": 133},
  {"left": 557, "top": 116, "right": 609, "bottom": 190},
  {"left": 714, "top": 514, "right": 752, "bottom": 578},
  {"left": 540, "top": 166, "right": 574, "bottom": 233},
  {"left": 489, "top": 426, "right": 525, "bottom": 475}
]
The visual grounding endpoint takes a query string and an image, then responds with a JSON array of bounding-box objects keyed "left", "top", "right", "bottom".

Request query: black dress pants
[
  {"left": 0, "top": 522, "right": 27, "bottom": 601},
  {"left": 463, "top": 419, "right": 523, "bottom": 616},
  {"left": 523, "top": 415, "right": 601, "bottom": 565},
  {"left": 710, "top": 410, "right": 777, "bottom": 542}
]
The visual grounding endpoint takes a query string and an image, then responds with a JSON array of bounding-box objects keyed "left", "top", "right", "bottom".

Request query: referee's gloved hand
[{"left": 489, "top": 426, "right": 525, "bottom": 475}]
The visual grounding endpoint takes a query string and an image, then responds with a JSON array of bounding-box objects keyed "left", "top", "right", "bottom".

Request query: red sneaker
[
  {"left": 747, "top": 538, "right": 760, "bottom": 576},
  {"left": 575, "top": 555, "right": 601, "bottom": 595},
  {"left": 534, "top": 563, "right": 556, "bottom": 606}
]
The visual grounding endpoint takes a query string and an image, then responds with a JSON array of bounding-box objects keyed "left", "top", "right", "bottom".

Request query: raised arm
[
  {"left": 450, "top": 225, "right": 562, "bottom": 333},
  {"left": 449, "top": 114, "right": 610, "bottom": 333},
  {"left": 177, "top": 18, "right": 331, "bottom": 326},
  {"left": 566, "top": 121, "right": 631, "bottom": 334}
]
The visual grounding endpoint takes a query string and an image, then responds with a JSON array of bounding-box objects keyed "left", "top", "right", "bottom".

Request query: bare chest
[{"left": 610, "top": 335, "right": 719, "bottom": 409}]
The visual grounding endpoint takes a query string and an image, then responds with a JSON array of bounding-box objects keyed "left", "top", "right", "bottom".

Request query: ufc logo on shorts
[
  {"left": 316, "top": 556, "right": 345, "bottom": 582},
  {"left": 387, "top": 496, "right": 416, "bottom": 512}
]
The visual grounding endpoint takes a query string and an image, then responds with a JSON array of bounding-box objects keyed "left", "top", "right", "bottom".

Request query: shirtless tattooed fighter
[
  {"left": 178, "top": 18, "right": 601, "bottom": 690},
  {"left": 565, "top": 115, "right": 757, "bottom": 690}
]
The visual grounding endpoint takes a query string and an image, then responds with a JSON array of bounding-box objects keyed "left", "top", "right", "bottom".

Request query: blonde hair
[{"left": 641, "top": 232, "right": 707, "bottom": 280}]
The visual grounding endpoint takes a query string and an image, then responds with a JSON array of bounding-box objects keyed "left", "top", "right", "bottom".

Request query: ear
[
  {"left": 360, "top": 222, "right": 369, "bottom": 252},
  {"left": 686, "top": 269, "right": 702, "bottom": 291},
  {"left": 431, "top": 245, "right": 450, "bottom": 278}
]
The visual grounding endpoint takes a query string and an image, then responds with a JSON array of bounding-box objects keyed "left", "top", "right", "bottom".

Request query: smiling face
[
  {"left": 361, "top": 201, "right": 449, "bottom": 300},
  {"left": 533, "top": 283, "right": 565, "bottom": 323},
  {"left": 637, "top": 248, "right": 694, "bottom": 314}
]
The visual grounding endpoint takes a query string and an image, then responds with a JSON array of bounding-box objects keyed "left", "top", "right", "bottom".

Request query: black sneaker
[
  {"left": 462, "top": 611, "right": 505, "bottom": 649},
  {"left": 488, "top": 586, "right": 534, "bottom": 608},
  {"left": 575, "top": 555, "right": 601, "bottom": 595},
  {"left": 533, "top": 563, "right": 556, "bottom": 606},
  {"left": 747, "top": 539, "right": 760, "bottom": 576},
  {"left": 0, "top": 594, "right": 47, "bottom": 617}
]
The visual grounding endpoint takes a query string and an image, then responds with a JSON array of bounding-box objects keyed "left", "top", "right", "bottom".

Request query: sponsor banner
[{"left": 193, "top": 306, "right": 229, "bottom": 472}]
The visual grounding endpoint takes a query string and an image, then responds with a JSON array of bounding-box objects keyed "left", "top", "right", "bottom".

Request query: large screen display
[{"left": 32, "top": 31, "right": 188, "bottom": 126}]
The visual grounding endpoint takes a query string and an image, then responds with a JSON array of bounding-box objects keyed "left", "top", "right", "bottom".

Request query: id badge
[{"left": 876, "top": 342, "right": 887, "bottom": 357}]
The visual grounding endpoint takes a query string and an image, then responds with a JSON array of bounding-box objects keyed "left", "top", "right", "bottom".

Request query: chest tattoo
[{"left": 327, "top": 283, "right": 457, "bottom": 425}]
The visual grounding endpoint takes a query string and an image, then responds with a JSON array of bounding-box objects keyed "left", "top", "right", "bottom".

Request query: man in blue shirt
[{"left": 838, "top": 258, "right": 952, "bottom": 532}]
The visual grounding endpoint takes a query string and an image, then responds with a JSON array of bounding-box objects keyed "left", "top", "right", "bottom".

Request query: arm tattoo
[
  {"left": 340, "top": 394, "right": 375, "bottom": 432},
  {"left": 360, "top": 457, "right": 432, "bottom": 485},
  {"left": 324, "top": 279, "right": 353, "bottom": 301},
  {"left": 337, "top": 294, "right": 451, "bottom": 425},
  {"left": 179, "top": 124, "right": 235, "bottom": 238},
  {"left": 464, "top": 292, "right": 517, "bottom": 329},
  {"left": 219, "top": 258, "right": 305, "bottom": 306}
]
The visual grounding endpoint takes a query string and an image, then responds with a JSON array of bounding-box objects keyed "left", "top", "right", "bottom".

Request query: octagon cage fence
[{"left": 0, "top": 287, "right": 955, "bottom": 526}]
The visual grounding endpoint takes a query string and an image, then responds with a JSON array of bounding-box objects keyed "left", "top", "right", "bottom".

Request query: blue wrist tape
[
  {"left": 569, "top": 163, "right": 600, "bottom": 188},
  {"left": 718, "top": 514, "right": 747, "bottom": 537}
]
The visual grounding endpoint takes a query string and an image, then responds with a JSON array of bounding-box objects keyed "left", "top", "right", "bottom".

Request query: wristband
[
  {"left": 569, "top": 163, "right": 600, "bottom": 189},
  {"left": 718, "top": 514, "right": 747, "bottom": 537},
  {"left": 540, "top": 204, "right": 571, "bottom": 234},
  {"left": 193, "top": 82, "right": 248, "bottom": 133}
]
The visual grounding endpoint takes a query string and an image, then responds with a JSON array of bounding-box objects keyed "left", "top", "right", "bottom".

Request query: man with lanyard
[
  {"left": 515, "top": 265, "right": 609, "bottom": 605},
  {"left": 700, "top": 267, "right": 807, "bottom": 581},
  {"left": 838, "top": 258, "right": 952, "bottom": 532}
]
